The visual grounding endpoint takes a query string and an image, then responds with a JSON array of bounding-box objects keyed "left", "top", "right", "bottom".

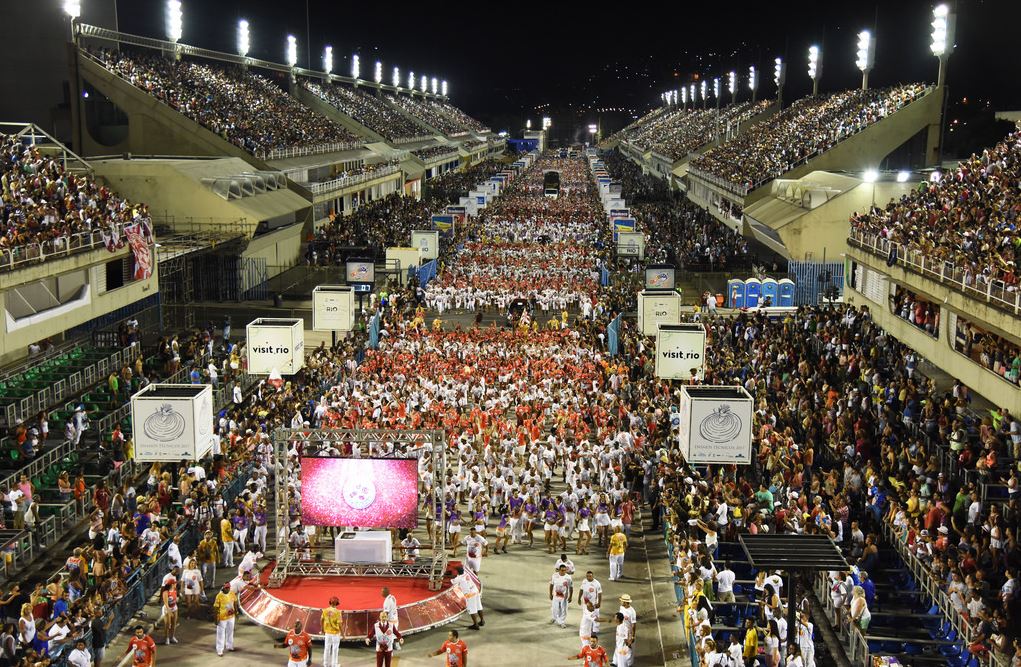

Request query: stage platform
[{"left": 239, "top": 561, "right": 477, "bottom": 640}]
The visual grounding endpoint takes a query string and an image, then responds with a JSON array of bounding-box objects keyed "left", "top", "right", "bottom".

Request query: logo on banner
[{"left": 649, "top": 271, "right": 671, "bottom": 288}]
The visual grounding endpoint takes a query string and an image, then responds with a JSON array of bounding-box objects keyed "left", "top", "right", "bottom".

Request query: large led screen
[{"left": 299, "top": 457, "right": 418, "bottom": 529}]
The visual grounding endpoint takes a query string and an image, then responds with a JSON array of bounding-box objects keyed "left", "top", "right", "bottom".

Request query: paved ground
[{"left": 107, "top": 509, "right": 686, "bottom": 666}]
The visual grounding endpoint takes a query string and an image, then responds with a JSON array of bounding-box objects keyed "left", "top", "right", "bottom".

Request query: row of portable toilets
[{"left": 727, "top": 278, "right": 796, "bottom": 308}]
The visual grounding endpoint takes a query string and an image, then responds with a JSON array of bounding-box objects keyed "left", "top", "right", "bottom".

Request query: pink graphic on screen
[{"left": 300, "top": 457, "right": 418, "bottom": 529}]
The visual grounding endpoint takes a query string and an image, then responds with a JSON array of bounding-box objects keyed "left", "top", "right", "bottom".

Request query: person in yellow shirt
[
  {"left": 221, "top": 514, "right": 235, "bottom": 567},
  {"left": 321, "top": 596, "right": 342, "bottom": 667},
  {"left": 607, "top": 526, "right": 628, "bottom": 581},
  {"left": 213, "top": 583, "right": 238, "bottom": 656},
  {"left": 742, "top": 617, "right": 758, "bottom": 664}
]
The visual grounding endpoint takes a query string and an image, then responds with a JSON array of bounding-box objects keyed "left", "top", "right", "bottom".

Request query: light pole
[
  {"left": 773, "top": 57, "right": 786, "bottom": 107},
  {"left": 930, "top": 3, "right": 955, "bottom": 88},
  {"left": 808, "top": 45, "right": 822, "bottom": 96},
  {"left": 351, "top": 54, "right": 361, "bottom": 81},
  {"left": 165, "top": 0, "right": 182, "bottom": 59},
  {"left": 681, "top": 86, "right": 687, "bottom": 110},
  {"left": 63, "top": 0, "right": 81, "bottom": 43},
  {"left": 713, "top": 78, "right": 720, "bottom": 110},
  {"left": 237, "top": 19, "right": 250, "bottom": 59},
  {"left": 700, "top": 80, "right": 707, "bottom": 110},
  {"left": 393, "top": 66, "right": 400, "bottom": 90},
  {"left": 856, "top": 30, "right": 875, "bottom": 90},
  {"left": 728, "top": 70, "right": 737, "bottom": 104},
  {"left": 748, "top": 65, "right": 758, "bottom": 104}
]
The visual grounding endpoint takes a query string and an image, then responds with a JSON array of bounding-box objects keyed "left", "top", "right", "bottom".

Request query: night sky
[{"left": 116, "top": 0, "right": 1020, "bottom": 140}]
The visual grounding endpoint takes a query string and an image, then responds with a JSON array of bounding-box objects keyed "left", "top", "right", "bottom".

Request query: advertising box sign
[
  {"left": 246, "top": 318, "right": 305, "bottom": 375},
  {"left": 678, "top": 386, "right": 754, "bottom": 465},
  {"left": 654, "top": 323, "right": 706, "bottom": 379},
  {"left": 131, "top": 384, "right": 215, "bottom": 462},
  {"left": 312, "top": 286, "right": 355, "bottom": 332}
]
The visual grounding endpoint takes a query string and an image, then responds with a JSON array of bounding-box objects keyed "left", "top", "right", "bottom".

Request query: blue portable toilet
[
  {"left": 727, "top": 279, "right": 746, "bottom": 308},
  {"left": 745, "top": 278, "right": 762, "bottom": 308},
  {"left": 778, "top": 278, "right": 796, "bottom": 306},
  {"left": 761, "top": 278, "right": 779, "bottom": 306}
]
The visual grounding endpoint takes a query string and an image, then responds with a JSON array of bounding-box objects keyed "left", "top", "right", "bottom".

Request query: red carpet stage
[{"left": 239, "top": 562, "right": 477, "bottom": 639}]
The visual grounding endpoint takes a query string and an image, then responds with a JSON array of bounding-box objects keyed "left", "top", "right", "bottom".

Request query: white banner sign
[
  {"left": 312, "top": 286, "right": 354, "bottom": 332},
  {"left": 679, "top": 386, "right": 754, "bottom": 464},
  {"left": 654, "top": 323, "right": 706, "bottom": 380},
  {"left": 617, "top": 232, "right": 645, "bottom": 259},
  {"left": 131, "top": 384, "right": 215, "bottom": 462},
  {"left": 411, "top": 230, "right": 439, "bottom": 260},
  {"left": 638, "top": 291, "right": 681, "bottom": 336},
  {"left": 247, "top": 318, "right": 305, "bottom": 375}
]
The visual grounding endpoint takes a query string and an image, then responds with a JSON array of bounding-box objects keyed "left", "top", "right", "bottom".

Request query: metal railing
[
  {"left": 848, "top": 230, "right": 1021, "bottom": 316},
  {"left": 307, "top": 164, "right": 401, "bottom": 195},
  {"left": 0, "top": 220, "right": 150, "bottom": 273},
  {"left": 257, "top": 141, "right": 363, "bottom": 162}
]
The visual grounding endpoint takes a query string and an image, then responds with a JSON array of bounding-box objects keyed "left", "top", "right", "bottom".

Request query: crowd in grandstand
[
  {"left": 850, "top": 126, "right": 1021, "bottom": 297},
  {"left": 954, "top": 318, "right": 1021, "bottom": 387},
  {"left": 690, "top": 84, "right": 927, "bottom": 193},
  {"left": 90, "top": 49, "right": 359, "bottom": 156},
  {"left": 412, "top": 145, "right": 460, "bottom": 162},
  {"left": 0, "top": 133, "right": 152, "bottom": 266},
  {"left": 301, "top": 81, "right": 430, "bottom": 142},
  {"left": 384, "top": 94, "right": 489, "bottom": 136},
  {"left": 623, "top": 101, "right": 772, "bottom": 161}
]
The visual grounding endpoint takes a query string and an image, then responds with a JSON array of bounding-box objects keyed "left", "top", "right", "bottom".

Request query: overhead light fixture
[
  {"left": 856, "top": 30, "right": 875, "bottom": 72},
  {"left": 392, "top": 66, "right": 400, "bottom": 88},
  {"left": 63, "top": 0, "right": 81, "bottom": 18},
  {"left": 862, "top": 169, "right": 879, "bottom": 183},
  {"left": 441, "top": 80, "right": 448, "bottom": 96},
  {"left": 896, "top": 170, "right": 911, "bottom": 183},
  {"left": 165, "top": 0, "right": 182, "bottom": 42},
  {"left": 286, "top": 35, "right": 297, "bottom": 68},
  {"left": 324, "top": 46, "right": 333, "bottom": 74},
  {"left": 237, "top": 19, "right": 249, "bottom": 58}
]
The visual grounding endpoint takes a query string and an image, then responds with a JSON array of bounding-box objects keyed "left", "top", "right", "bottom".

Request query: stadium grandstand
[{"left": 0, "top": 2, "right": 1018, "bottom": 667}]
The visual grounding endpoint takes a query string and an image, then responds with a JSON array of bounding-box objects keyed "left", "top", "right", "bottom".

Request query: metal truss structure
[{"left": 270, "top": 428, "right": 447, "bottom": 589}]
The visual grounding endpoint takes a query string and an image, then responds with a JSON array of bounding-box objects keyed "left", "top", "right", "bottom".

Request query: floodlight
[
  {"left": 896, "top": 171, "right": 911, "bottom": 183},
  {"left": 63, "top": 0, "right": 81, "bottom": 18},
  {"left": 808, "top": 45, "right": 821, "bottom": 79},
  {"left": 237, "top": 20, "right": 249, "bottom": 58},
  {"left": 408, "top": 71, "right": 415, "bottom": 90},
  {"left": 166, "top": 0, "right": 182, "bottom": 42},
  {"left": 393, "top": 66, "right": 400, "bottom": 88},
  {"left": 862, "top": 169, "right": 879, "bottom": 183},
  {"left": 442, "top": 80, "right": 448, "bottom": 96},
  {"left": 526, "top": 119, "right": 532, "bottom": 129},
  {"left": 324, "top": 46, "right": 333, "bottom": 74},
  {"left": 374, "top": 61, "right": 383, "bottom": 84},
  {"left": 431, "top": 77, "right": 438, "bottom": 95},
  {"left": 700, "top": 80, "right": 706, "bottom": 102},
  {"left": 286, "top": 35, "right": 297, "bottom": 68},
  {"left": 773, "top": 57, "right": 786, "bottom": 87},
  {"left": 351, "top": 54, "right": 360, "bottom": 79},
  {"left": 681, "top": 87, "right": 687, "bottom": 105},
  {"left": 689, "top": 83, "right": 696, "bottom": 103},
  {"left": 930, "top": 4, "right": 955, "bottom": 57},
  {"left": 713, "top": 78, "right": 720, "bottom": 99},
  {"left": 856, "top": 30, "right": 875, "bottom": 72},
  {"left": 748, "top": 65, "right": 758, "bottom": 91},
  {"left": 727, "top": 70, "right": 736, "bottom": 95}
]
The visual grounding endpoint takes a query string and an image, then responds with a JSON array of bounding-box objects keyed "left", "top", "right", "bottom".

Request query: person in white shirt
[
  {"left": 797, "top": 612, "right": 815, "bottom": 667},
  {"left": 550, "top": 564, "right": 573, "bottom": 628},
  {"left": 577, "top": 570, "right": 603, "bottom": 609},
  {"left": 401, "top": 535, "right": 421, "bottom": 561},
  {"left": 715, "top": 562, "right": 736, "bottom": 603},
  {"left": 555, "top": 553, "right": 576, "bottom": 576},
  {"left": 237, "top": 548, "right": 261, "bottom": 579},
  {"left": 578, "top": 600, "right": 604, "bottom": 649},
  {"left": 67, "top": 638, "right": 93, "bottom": 667},
  {"left": 618, "top": 594, "right": 637, "bottom": 640},
  {"left": 452, "top": 566, "right": 484, "bottom": 629},
  {"left": 462, "top": 528, "right": 488, "bottom": 573},
  {"left": 614, "top": 612, "right": 635, "bottom": 667}
]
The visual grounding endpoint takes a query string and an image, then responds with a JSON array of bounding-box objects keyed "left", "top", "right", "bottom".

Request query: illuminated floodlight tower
[
  {"left": 727, "top": 70, "right": 736, "bottom": 104},
  {"left": 237, "top": 20, "right": 250, "bottom": 58},
  {"left": 748, "top": 65, "right": 758, "bottom": 103},
  {"left": 773, "top": 57, "right": 786, "bottom": 106},
  {"left": 808, "top": 45, "right": 822, "bottom": 96},
  {"left": 856, "top": 30, "right": 875, "bottom": 90},
  {"left": 420, "top": 74, "right": 428, "bottom": 94},
  {"left": 351, "top": 54, "right": 360, "bottom": 81},
  {"left": 431, "top": 77, "right": 438, "bottom": 96},
  {"left": 323, "top": 46, "right": 333, "bottom": 76},
  {"left": 392, "top": 66, "right": 400, "bottom": 89},
  {"left": 930, "top": 3, "right": 956, "bottom": 87},
  {"left": 165, "top": 0, "right": 182, "bottom": 59},
  {"left": 689, "top": 83, "right": 696, "bottom": 110},
  {"left": 374, "top": 60, "right": 383, "bottom": 86},
  {"left": 286, "top": 35, "right": 297, "bottom": 68},
  {"left": 64, "top": 0, "right": 81, "bottom": 42},
  {"left": 713, "top": 77, "right": 720, "bottom": 109},
  {"left": 680, "top": 87, "right": 687, "bottom": 109},
  {"left": 542, "top": 116, "right": 552, "bottom": 130},
  {"left": 441, "top": 80, "right": 448, "bottom": 97},
  {"left": 408, "top": 71, "right": 415, "bottom": 94},
  {"left": 700, "top": 80, "right": 707, "bottom": 109}
]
